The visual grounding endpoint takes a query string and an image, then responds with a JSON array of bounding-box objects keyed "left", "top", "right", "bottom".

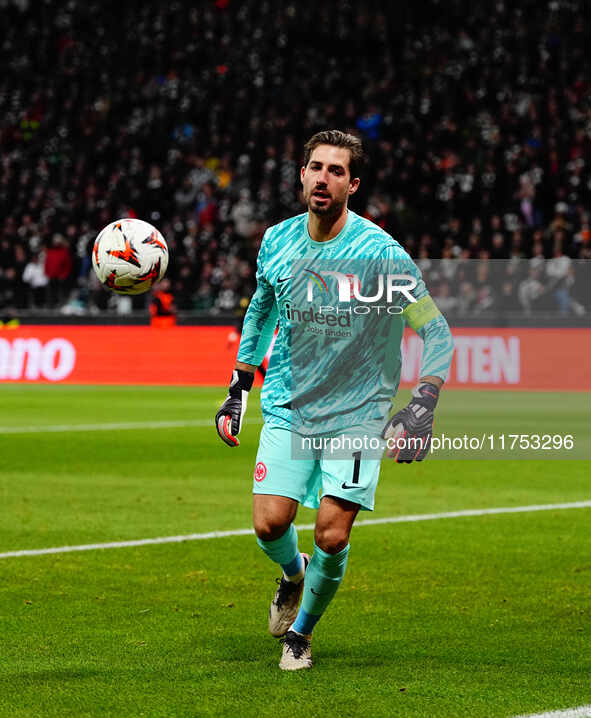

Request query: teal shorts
[{"left": 252, "top": 421, "right": 384, "bottom": 511}]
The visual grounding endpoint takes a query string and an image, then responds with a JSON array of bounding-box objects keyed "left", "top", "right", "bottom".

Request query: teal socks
[
  {"left": 257, "top": 523, "right": 303, "bottom": 580},
  {"left": 292, "top": 542, "right": 350, "bottom": 635}
]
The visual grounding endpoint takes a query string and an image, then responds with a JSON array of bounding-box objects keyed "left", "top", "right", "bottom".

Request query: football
[{"left": 92, "top": 218, "right": 169, "bottom": 295}]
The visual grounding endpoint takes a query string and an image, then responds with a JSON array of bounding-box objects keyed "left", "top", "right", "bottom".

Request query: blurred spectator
[
  {"left": 231, "top": 189, "right": 256, "bottom": 239},
  {"left": 546, "top": 248, "right": 585, "bottom": 316},
  {"left": 150, "top": 278, "right": 176, "bottom": 327},
  {"left": 433, "top": 282, "right": 458, "bottom": 315},
  {"left": 174, "top": 178, "right": 197, "bottom": 211},
  {"left": 22, "top": 251, "right": 48, "bottom": 307},
  {"left": 44, "top": 235, "right": 72, "bottom": 307},
  {"left": 194, "top": 283, "right": 215, "bottom": 311},
  {"left": 196, "top": 183, "right": 218, "bottom": 228},
  {"left": 519, "top": 266, "right": 545, "bottom": 315}
]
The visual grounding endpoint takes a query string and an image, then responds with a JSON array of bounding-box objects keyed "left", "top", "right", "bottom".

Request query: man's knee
[
  {"left": 254, "top": 517, "right": 292, "bottom": 542},
  {"left": 253, "top": 495, "right": 298, "bottom": 541},
  {"left": 314, "top": 525, "right": 350, "bottom": 554},
  {"left": 314, "top": 496, "right": 358, "bottom": 553}
]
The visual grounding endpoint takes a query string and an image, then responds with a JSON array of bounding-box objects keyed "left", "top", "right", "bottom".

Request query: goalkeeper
[{"left": 215, "top": 130, "right": 454, "bottom": 671}]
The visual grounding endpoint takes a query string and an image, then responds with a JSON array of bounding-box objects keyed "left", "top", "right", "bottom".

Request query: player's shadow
[{"left": 213, "top": 630, "right": 402, "bottom": 669}]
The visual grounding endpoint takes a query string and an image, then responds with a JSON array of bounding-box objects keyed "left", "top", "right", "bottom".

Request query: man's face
[{"left": 301, "top": 145, "right": 360, "bottom": 217}]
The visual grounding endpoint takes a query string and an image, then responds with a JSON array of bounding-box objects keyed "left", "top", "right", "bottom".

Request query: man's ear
[{"left": 349, "top": 177, "right": 360, "bottom": 195}]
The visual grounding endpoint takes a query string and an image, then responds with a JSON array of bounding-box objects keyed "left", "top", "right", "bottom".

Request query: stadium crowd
[{"left": 0, "top": 0, "right": 590, "bottom": 317}]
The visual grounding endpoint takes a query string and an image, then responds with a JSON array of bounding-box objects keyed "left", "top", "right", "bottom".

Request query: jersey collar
[{"left": 306, "top": 210, "right": 354, "bottom": 249}]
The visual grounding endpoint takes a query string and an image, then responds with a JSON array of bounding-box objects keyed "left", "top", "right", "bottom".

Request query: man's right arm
[
  {"left": 236, "top": 360, "right": 258, "bottom": 373},
  {"left": 235, "top": 275, "right": 278, "bottom": 369},
  {"left": 215, "top": 233, "right": 278, "bottom": 445}
]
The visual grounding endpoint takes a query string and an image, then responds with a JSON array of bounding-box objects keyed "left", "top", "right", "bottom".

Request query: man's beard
[{"left": 307, "top": 193, "right": 345, "bottom": 218}]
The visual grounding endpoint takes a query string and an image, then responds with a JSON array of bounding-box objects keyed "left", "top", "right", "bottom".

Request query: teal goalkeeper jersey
[{"left": 237, "top": 210, "right": 454, "bottom": 433}]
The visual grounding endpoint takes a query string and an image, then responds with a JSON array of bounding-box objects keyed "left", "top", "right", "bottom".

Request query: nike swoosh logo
[
  {"left": 310, "top": 588, "right": 326, "bottom": 596},
  {"left": 277, "top": 276, "right": 292, "bottom": 283},
  {"left": 341, "top": 482, "right": 358, "bottom": 490}
]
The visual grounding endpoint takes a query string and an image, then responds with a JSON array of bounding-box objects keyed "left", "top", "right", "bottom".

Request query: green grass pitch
[{"left": 0, "top": 386, "right": 590, "bottom": 718}]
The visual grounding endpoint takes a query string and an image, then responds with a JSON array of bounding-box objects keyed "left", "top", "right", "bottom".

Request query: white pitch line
[
  {"left": 0, "top": 419, "right": 263, "bottom": 434},
  {"left": 1, "top": 500, "right": 590, "bottom": 560},
  {"left": 512, "top": 705, "right": 591, "bottom": 718}
]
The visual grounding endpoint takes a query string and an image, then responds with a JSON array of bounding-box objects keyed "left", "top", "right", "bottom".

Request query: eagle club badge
[{"left": 254, "top": 462, "right": 267, "bottom": 482}]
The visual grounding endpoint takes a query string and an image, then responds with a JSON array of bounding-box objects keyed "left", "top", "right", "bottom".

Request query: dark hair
[{"left": 303, "top": 130, "right": 366, "bottom": 180}]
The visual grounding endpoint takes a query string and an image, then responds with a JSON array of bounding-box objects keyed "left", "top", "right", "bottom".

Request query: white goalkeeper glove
[
  {"left": 215, "top": 369, "right": 254, "bottom": 447},
  {"left": 382, "top": 381, "right": 440, "bottom": 462}
]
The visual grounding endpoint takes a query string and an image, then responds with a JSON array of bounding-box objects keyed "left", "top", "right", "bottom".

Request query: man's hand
[
  {"left": 382, "top": 381, "right": 440, "bottom": 462},
  {"left": 215, "top": 369, "right": 255, "bottom": 447}
]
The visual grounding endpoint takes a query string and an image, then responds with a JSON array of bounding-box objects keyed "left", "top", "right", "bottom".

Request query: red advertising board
[
  {"left": 402, "top": 328, "right": 591, "bottom": 390},
  {"left": 0, "top": 325, "right": 589, "bottom": 390}
]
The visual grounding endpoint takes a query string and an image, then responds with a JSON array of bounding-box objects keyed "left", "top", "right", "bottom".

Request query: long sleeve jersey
[{"left": 237, "top": 210, "right": 454, "bottom": 433}]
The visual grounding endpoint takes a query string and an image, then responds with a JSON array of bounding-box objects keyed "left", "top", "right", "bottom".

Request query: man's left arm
[
  {"left": 405, "top": 296, "right": 454, "bottom": 388},
  {"left": 381, "top": 251, "right": 454, "bottom": 461}
]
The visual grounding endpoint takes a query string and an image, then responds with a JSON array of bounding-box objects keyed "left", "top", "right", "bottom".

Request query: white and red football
[{"left": 92, "top": 218, "right": 169, "bottom": 295}]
